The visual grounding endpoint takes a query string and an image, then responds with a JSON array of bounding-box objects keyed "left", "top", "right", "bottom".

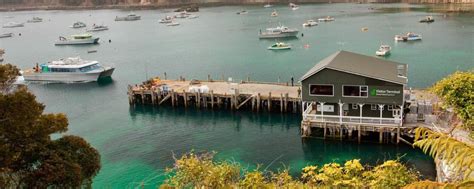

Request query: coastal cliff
[{"left": 0, "top": 0, "right": 473, "bottom": 11}]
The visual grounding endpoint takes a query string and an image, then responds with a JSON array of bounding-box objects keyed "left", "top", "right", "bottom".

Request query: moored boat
[
  {"left": 86, "top": 24, "right": 109, "bottom": 32},
  {"left": 115, "top": 13, "right": 141, "bottom": 21},
  {"left": 419, "top": 16, "right": 434, "bottom": 23},
  {"left": 188, "top": 15, "right": 199, "bottom": 19},
  {"left": 394, "top": 32, "right": 422, "bottom": 42},
  {"left": 55, "top": 34, "right": 99, "bottom": 45},
  {"left": 289, "top": 3, "right": 299, "bottom": 10},
  {"left": 22, "top": 57, "right": 114, "bottom": 83},
  {"left": 318, "top": 16, "right": 335, "bottom": 22},
  {"left": 375, "top": 45, "right": 391, "bottom": 56},
  {"left": 302, "top": 20, "right": 318, "bottom": 27},
  {"left": 264, "top": 3, "right": 273, "bottom": 8},
  {"left": 70, "top": 21, "right": 86, "bottom": 28},
  {"left": 268, "top": 42, "right": 292, "bottom": 50},
  {"left": 167, "top": 22, "right": 180, "bottom": 26},
  {"left": 271, "top": 10, "right": 278, "bottom": 17},
  {"left": 236, "top": 10, "right": 248, "bottom": 15},
  {"left": 259, "top": 25, "right": 299, "bottom": 39},
  {"left": 0, "top": 33, "right": 13, "bottom": 38},
  {"left": 27, "top": 17, "right": 43, "bottom": 23},
  {"left": 3, "top": 22, "right": 24, "bottom": 28},
  {"left": 159, "top": 16, "right": 173, "bottom": 23}
]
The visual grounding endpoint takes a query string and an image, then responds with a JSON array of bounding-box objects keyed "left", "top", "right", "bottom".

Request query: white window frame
[
  {"left": 352, "top": 104, "right": 358, "bottom": 110},
  {"left": 387, "top": 105, "right": 394, "bottom": 111},
  {"left": 342, "top": 85, "right": 369, "bottom": 98},
  {"left": 309, "top": 84, "right": 334, "bottom": 97}
]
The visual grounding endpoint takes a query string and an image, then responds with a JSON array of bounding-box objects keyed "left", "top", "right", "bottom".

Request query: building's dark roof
[{"left": 300, "top": 51, "right": 408, "bottom": 84}]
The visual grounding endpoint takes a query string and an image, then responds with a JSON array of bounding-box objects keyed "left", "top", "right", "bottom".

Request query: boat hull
[
  {"left": 268, "top": 47, "right": 291, "bottom": 50},
  {"left": 55, "top": 37, "right": 100, "bottom": 45},
  {"left": 376, "top": 51, "right": 390, "bottom": 56},
  {"left": 115, "top": 16, "right": 141, "bottom": 21},
  {"left": 23, "top": 67, "right": 114, "bottom": 83},
  {"left": 259, "top": 31, "right": 299, "bottom": 39},
  {"left": 0, "top": 33, "right": 13, "bottom": 38}
]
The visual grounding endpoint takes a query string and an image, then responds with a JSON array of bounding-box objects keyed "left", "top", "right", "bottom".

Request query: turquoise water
[{"left": 1, "top": 3, "right": 472, "bottom": 188}]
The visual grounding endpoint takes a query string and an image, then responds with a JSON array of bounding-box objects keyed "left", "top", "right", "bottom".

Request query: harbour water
[{"left": 1, "top": 3, "right": 473, "bottom": 188}]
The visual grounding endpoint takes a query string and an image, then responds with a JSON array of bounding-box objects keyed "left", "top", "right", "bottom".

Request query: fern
[{"left": 413, "top": 128, "right": 474, "bottom": 181}]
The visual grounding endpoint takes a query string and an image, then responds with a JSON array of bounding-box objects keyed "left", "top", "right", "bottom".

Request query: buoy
[
  {"left": 109, "top": 39, "right": 111, "bottom": 43},
  {"left": 19, "top": 33, "right": 21, "bottom": 36},
  {"left": 301, "top": 33, "right": 304, "bottom": 37}
]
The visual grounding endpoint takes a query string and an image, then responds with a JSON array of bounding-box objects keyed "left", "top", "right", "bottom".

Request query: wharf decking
[{"left": 128, "top": 79, "right": 302, "bottom": 113}]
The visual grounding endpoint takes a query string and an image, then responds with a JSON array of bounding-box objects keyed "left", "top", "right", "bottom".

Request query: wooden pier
[{"left": 127, "top": 78, "right": 302, "bottom": 113}]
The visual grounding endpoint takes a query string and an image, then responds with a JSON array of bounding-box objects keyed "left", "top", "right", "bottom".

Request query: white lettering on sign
[
  {"left": 370, "top": 88, "right": 401, "bottom": 97},
  {"left": 317, "top": 105, "right": 335, "bottom": 112}
]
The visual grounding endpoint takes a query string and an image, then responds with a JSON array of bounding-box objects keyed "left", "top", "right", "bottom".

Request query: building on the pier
[{"left": 300, "top": 51, "right": 409, "bottom": 139}]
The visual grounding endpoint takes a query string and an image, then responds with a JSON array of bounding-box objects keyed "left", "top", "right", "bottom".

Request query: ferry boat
[
  {"left": 271, "top": 10, "right": 278, "bottom": 17},
  {"left": 86, "top": 24, "right": 109, "bottom": 32},
  {"left": 394, "top": 32, "right": 422, "bottom": 42},
  {"left": 115, "top": 13, "right": 141, "bottom": 21},
  {"left": 70, "top": 21, "right": 86, "bottom": 28},
  {"left": 318, "top": 16, "right": 335, "bottom": 22},
  {"left": 419, "top": 16, "right": 434, "bottom": 23},
  {"left": 0, "top": 33, "right": 13, "bottom": 38},
  {"left": 27, "top": 17, "right": 43, "bottom": 23},
  {"left": 375, "top": 45, "right": 391, "bottom": 56},
  {"left": 259, "top": 25, "right": 299, "bottom": 39},
  {"left": 23, "top": 57, "right": 114, "bottom": 83},
  {"left": 55, "top": 34, "right": 99, "bottom": 45},
  {"left": 3, "top": 22, "right": 24, "bottom": 28},
  {"left": 268, "top": 42, "right": 292, "bottom": 50},
  {"left": 302, "top": 20, "right": 318, "bottom": 27}
]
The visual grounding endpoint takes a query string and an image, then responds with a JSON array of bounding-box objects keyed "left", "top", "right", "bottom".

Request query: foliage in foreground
[
  {"left": 161, "top": 152, "right": 419, "bottom": 188},
  {"left": 0, "top": 64, "right": 101, "bottom": 188},
  {"left": 414, "top": 127, "right": 474, "bottom": 181},
  {"left": 430, "top": 70, "right": 474, "bottom": 130}
]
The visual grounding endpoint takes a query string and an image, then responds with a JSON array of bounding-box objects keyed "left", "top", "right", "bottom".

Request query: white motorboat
[
  {"left": 115, "top": 13, "right": 141, "bottom": 21},
  {"left": 86, "top": 24, "right": 109, "bottom": 32},
  {"left": 419, "top": 16, "right": 434, "bottom": 23},
  {"left": 236, "top": 10, "right": 248, "bottom": 15},
  {"left": 159, "top": 16, "right": 173, "bottom": 23},
  {"left": 394, "top": 32, "right": 422, "bottom": 42},
  {"left": 289, "top": 3, "right": 299, "bottom": 10},
  {"left": 174, "top": 12, "right": 189, "bottom": 19},
  {"left": 375, "top": 45, "right": 391, "bottom": 56},
  {"left": 167, "top": 22, "right": 180, "bottom": 26},
  {"left": 264, "top": 4, "right": 273, "bottom": 8},
  {"left": 27, "top": 17, "right": 43, "bottom": 23},
  {"left": 22, "top": 57, "right": 114, "bottom": 83},
  {"left": 268, "top": 42, "right": 292, "bottom": 50},
  {"left": 271, "top": 10, "right": 278, "bottom": 17},
  {"left": 3, "top": 22, "right": 24, "bottom": 28},
  {"left": 188, "top": 15, "right": 199, "bottom": 19},
  {"left": 259, "top": 25, "right": 299, "bottom": 39},
  {"left": 55, "top": 34, "right": 99, "bottom": 45},
  {"left": 318, "top": 16, "right": 335, "bottom": 22},
  {"left": 302, "top": 20, "right": 318, "bottom": 27},
  {"left": 70, "top": 21, "right": 87, "bottom": 28},
  {"left": 0, "top": 33, "right": 13, "bottom": 38}
]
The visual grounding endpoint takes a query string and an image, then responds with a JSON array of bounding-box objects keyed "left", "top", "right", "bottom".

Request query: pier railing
[{"left": 303, "top": 114, "right": 401, "bottom": 127}]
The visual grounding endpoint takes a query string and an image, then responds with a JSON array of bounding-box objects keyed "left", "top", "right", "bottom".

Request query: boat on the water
[
  {"left": 55, "top": 34, "right": 99, "bottom": 45},
  {"left": 394, "top": 32, "right": 422, "bottom": 41},
  {"left": 167, "top": 22, "right": 180, "bottom": 26},
  {"left": 318, "top": 16, "right": 335, "bottom": 22},
  {"left": 174, "top": 12, "right": 189, "bottom": 19},
  {"left": 188, "top": 15, "right": 199, "bottom": 19},
  {"left": 3, "top": 22, "right": 24, "bottom": 28},
  {"left": 159, "top": 16, "right": 173, "bottom": 23},
  {"left": 302, "top": 20, "right": 318, "bottom": 27},
  {"left": 22, "top": 57, "right": 115, "bottom": 83},
  {"left": 115, "top": 13, "right": 141, "bottom": 21},
  {"left": 0, "top": 33, "right": 13, "bottom": 38},
  {"left": 264, "top": 3, "right": 273, "bottom": 8},
  {"left": 27, "top": 17, "right": 43, "bottom": 23},
  {"left": 289, "top": 3, "right": 299, "bottom": 10},
  {"left": 271, "top": 10, "right": 278, "bottom": 17},
  {"left": 259, "top": 25, "right": 299, "bottom": 39},
  {"left": 268, "top": 42, "right": 292, "bottom": 50},
  {"left": 70, "top": 21, "right": 86, "bottom": 28},
  {"left": 86, "top": 24, "right": 109, "bottom": 32},
  {"left": 419, "top": 16, "right": 434, "bottom": 23},
  {"left": 236, "top": 10, "right": 248, "bottom": 15},
  {"left": 375, "top": 45, "right": 391, "bottom": 56}
]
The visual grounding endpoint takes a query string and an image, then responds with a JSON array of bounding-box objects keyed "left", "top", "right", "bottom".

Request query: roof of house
[{"left": 300, "top": 51, "right": 408, "bottom": 84}]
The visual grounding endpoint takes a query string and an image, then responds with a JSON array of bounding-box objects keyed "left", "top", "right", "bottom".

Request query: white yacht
[
  {"left": 318, "top": 16, "right": 335, "bottom": 22},
  {"left": 27, "top": 17, "right": 43, "bottom": 23},
  {"left": 159, "top": 16, "right": 173, "bottom": 23},
  {"left": 0, "top": 33, "right": 13, "bottom": 38},
  {"left": 174, "top": 12, "right": 189, "bottom": 19},
  {"left": 71, "top": 21, "right": 87, "bottom": 28},
  {"left": 55, "top": 34, "right": 99, "bottom": 45},
  {"left": 236, "top": 10, "right": 248, "bottom": 15},
  {"left": 86, "top": 24, "right": 109, "bottom": 32},
  {"left": 259, "top": 25, "right": 299, "bottom": 39},
  {"left": 188, "top": 15, "right": 199, "bottom": 19},
  {"left": 23, "top": 57, "right": 114, "bottom": 83},
  {"left": 115, "top": 13, "right": 141, "bottom": 21},
  {"left": 3, "top": 22, "right": 24, "bottom": 28},
  {"left": 375, "top": 45, "right": 391, "bottom": 56},
  {"left": 394, "top": 32, "right": 422, "bottom": 42},
  {"left": 167, "top": 22, "right": 180, "bottom": 26},
  {"left": 302, "top": 20, "right": 318, "bottom": 27}
]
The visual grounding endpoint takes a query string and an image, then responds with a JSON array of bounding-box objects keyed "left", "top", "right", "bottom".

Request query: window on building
[
  {"left": 388, "top": 105, "right": 394, "bottom": 111},
  {"left": 371, "top": 104, "right": 377, "bottom": 110},
  {"left": 343, "top": 85, "right": 368, "bottom": 97},
  {"left": 352, "top": 104, "right": 358, "bottom": 110},
  {"left": 309, "top": 84, "right": 333, "bottom": 96}
]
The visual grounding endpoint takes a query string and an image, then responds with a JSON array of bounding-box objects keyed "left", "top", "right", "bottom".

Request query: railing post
[
  {"left": 358, "top": 103, "right": 365, "bottom": 123},
  {"left": 378, "top": 104, "right": 385, "bottom": 124},
  {"left": 338, "top": 102, "right": 344, "bottom": 124}
]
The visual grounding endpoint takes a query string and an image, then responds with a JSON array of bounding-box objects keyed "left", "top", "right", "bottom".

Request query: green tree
[
  {"left": 0, "top": 64, "right": 101, "bottom": 188},
  {"left": 0, "top": 63, "right": 20, "bottom": 93},
  {"left": 431, "top": 71, "right": 474, "bottom": 130}
]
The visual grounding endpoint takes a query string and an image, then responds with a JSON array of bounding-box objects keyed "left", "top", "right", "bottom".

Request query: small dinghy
[{"left": 268, "top": 42, "right": 291, "bottom": 50}]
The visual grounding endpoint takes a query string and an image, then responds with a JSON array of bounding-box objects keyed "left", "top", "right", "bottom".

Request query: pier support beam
[
  {"left": 268, "top": 92, "right": 272, "bottom": 112},
  {"left": 210, "top": 90, "right": 214, "bottom": 109},
  {"left": 183, "top": 90, "right": 187, "bottom": 107}
]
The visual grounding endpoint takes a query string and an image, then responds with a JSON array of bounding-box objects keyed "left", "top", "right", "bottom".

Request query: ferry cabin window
[
  {"left": 343, "top": 85, "right": 368, "bottom": 97},
  {"left": 50, "top": 68, "right": 76, "bottom": 72},
  {"left": 309, "top": 84, "right": 333, "bottom": 96},
  {"left": 79, "top": 64, "right": 100, "bottom": 72}
]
